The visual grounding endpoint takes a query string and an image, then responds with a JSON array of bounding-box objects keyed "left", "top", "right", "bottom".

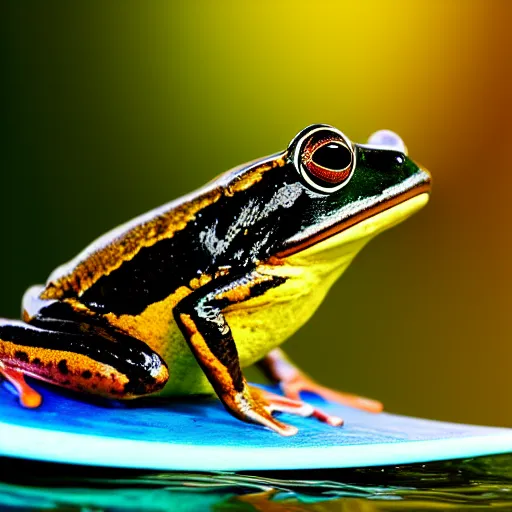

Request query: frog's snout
[{"left": 367, "top": 130, "right": 408, "bottom": 155}]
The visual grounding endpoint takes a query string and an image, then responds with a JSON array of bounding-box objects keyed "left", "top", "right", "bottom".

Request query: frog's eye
[{"left": 291, "top": 126, "right": 355, "bottom": 193}]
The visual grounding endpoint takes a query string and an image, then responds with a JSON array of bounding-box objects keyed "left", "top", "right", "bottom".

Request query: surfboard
[{"left": 0, "top": 381, "right": 510, "bottom": 471}]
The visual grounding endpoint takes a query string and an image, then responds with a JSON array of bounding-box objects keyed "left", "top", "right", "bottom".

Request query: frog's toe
[
  {"left": 251, "top": 386, "right": 314, "bottom": 417},
  {"left": 0, "top": 362, "right": 42, "bottom": 408},
  {"left": 311, "top": 408, "right": 344, "bottom": 427},
  {"left": 246, "top": 409, "right": 299, "bottom": 437}
]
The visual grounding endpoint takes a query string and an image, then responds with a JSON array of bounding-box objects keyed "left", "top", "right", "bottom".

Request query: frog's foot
[
  {"left": 0, "top": 362, "right": 42, "bottom": 408},
  {"left": 258, "top": 349, "right": 382, "bottom": 427},
  {"left": 280, "top": 373, "right": 383, "bottom": 426},
  {"left": 237, "top": 385, "right": 314, "bottom": 436}
]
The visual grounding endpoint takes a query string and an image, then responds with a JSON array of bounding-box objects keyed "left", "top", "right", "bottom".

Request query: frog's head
[{"left": 276, "top": 124, "right": 431, "bottom": 259}]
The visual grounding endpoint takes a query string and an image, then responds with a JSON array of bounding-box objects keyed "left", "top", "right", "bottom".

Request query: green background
[{"left": 2, "top": 1, "right": 511, "bottom": 427}]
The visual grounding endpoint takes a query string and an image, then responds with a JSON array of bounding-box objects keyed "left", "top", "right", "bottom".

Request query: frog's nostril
[{"left": 367, "top": 130, "right": 407, "bottom": 155}]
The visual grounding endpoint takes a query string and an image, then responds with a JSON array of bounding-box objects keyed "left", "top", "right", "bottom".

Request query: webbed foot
[
  {"left": 222, "top": 384, "right": 309, "bottom": 436},
  {"left": 259, "top": 349, "right": 383, "bottom": 428}
]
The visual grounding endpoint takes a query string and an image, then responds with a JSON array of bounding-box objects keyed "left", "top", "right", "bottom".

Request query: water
[{"left": 1, "top": 454, "right": 511, "bottom": 511}]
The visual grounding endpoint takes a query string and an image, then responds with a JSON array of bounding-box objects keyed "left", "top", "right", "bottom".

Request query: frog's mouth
[{"left": 277, "top": 169, "right": 431, "bottom": 258}]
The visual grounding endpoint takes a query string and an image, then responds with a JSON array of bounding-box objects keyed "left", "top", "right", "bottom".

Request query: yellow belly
[{"left": 107, "top": 194, "right": 429, "bottom": 396}]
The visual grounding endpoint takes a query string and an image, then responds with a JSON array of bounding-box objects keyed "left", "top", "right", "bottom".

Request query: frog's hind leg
[
  {"left": 258, "top": 348, "right": 383, "bottom": 426},
  {"left": 0, "top": 318, "right": 169, "bottom": 407}
]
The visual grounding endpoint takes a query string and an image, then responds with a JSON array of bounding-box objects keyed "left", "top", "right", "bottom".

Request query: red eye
[
  {"left": 290, "top": 125, "right": 356, "bottom": 193},
  {"left": 302, "top": 137, "right": 353, "bottom": 185}
]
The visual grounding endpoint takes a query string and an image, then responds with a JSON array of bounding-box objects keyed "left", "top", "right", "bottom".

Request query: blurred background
[{"left": 1, "top": 1, "right": 511, "bottom": 427}]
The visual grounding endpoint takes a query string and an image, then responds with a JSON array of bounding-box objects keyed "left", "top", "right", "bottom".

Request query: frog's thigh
[{"left": 0, "top": 318, "right": 169, "bottom": 404}]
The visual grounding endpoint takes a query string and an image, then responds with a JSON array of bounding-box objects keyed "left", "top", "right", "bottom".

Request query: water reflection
[{"left": 1, "top": 454, "right": 511, "bottom": 510}]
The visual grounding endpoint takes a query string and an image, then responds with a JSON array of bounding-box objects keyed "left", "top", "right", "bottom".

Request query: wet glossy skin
[{"left": 0, "top": 124, "right": 431, "bottom": 435}]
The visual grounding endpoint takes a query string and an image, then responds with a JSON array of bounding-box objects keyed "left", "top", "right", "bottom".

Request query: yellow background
[{"left": 2, "top": 1, "right": 511, "bottom": 426}]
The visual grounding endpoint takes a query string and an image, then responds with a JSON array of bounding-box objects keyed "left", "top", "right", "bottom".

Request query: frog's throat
[{"left": 278, "top": 176, "right": 430, "bottom": 258}]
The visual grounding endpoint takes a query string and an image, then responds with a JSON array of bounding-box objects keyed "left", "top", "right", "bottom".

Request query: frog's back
[
  {"left": 40, "top": 155, "right": 283, "bottom": 308},
  {"left": 40, "top": 183, "right": 223, "bottom": 306}
]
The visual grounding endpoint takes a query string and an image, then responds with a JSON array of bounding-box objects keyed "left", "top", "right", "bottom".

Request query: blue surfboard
[{"left": 0, "top": 381, "right": 510, "bottom": 471}]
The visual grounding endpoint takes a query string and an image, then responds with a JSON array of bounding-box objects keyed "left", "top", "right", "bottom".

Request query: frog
[{"left": 0, "top": 124, "right": 431, "bottom": 436}]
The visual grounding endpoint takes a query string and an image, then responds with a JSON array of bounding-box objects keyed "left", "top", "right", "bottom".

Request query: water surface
[{"left": 1, "top": 454, "right": 511, "bottom": 510}]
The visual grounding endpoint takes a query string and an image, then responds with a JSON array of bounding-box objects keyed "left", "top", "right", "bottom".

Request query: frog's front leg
[
  {"left": 258, "top": 348, "right": 383, "bottom": 425},
  {"left": 0, "top": 317, "right": 169, "bottom": 406},
  {"left": 174, "top": 271, "right": 312, "bottom": 436}
]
